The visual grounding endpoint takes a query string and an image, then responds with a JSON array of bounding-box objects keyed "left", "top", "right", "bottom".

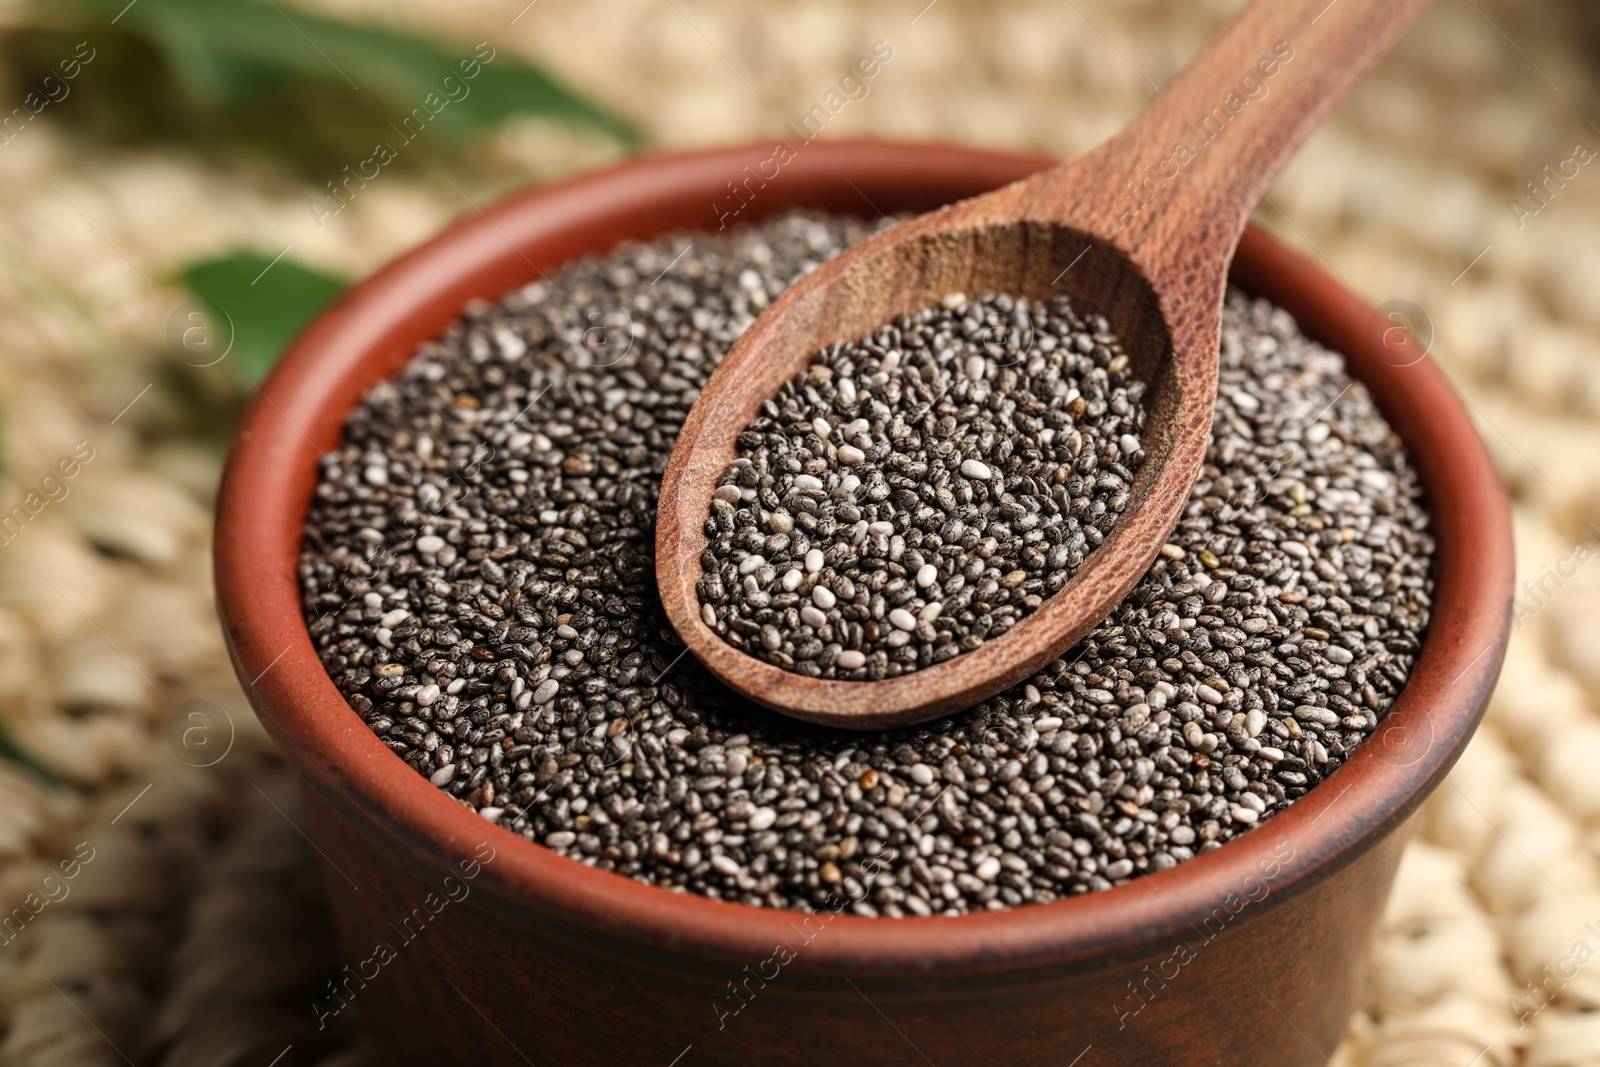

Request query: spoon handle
[{"left": 1036, "top": 0, "right": 1432, "bottom": 280}]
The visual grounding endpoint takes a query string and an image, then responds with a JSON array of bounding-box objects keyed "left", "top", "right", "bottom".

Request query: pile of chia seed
[
  {"left": 300, "top": 213, "right": 1434, "bottom": 916},
  {"left": 697, "top": 292, "right": 1145, "bottom": 678}
]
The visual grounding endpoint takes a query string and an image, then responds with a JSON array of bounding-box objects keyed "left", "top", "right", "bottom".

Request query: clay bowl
[{"left": 215, "top": 140, "right": 1511, "bottom": 1067}]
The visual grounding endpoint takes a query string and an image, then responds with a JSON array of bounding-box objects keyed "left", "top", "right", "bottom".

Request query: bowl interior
[{"left": 215, "top": 140, "right": 1511, "bottom": 976}]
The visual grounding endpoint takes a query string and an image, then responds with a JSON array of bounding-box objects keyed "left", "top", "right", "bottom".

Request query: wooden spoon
[{"left": 656, "top": 0, "right": 1432, "bottom": 730}]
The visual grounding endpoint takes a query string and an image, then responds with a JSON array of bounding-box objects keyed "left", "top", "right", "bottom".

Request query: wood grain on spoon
[{"left": 656, "top": 0, "right": 1434, "bottom": 729}]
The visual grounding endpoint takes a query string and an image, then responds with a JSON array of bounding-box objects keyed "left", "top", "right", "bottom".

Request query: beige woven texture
[{"left": 0, "top": 0, "right": 1594, "bottom": 1062}]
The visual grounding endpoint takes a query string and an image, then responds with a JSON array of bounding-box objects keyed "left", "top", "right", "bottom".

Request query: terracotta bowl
[{"left": 215, "top": 140, "right": 1511, "bottom": 1067}]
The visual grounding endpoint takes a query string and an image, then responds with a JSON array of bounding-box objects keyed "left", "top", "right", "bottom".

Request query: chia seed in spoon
[{"left": 697, "top": 292, "right": 1146, "bottom": 679}]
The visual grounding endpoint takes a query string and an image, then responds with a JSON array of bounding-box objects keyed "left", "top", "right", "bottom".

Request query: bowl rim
[{"left": 214, "top": 138, "right": 1511, "bottom": 978}]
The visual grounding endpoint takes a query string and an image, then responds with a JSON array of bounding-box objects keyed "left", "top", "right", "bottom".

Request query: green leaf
[
  {"left": 0, "top": 721, "right": 56, "bottom": 787},
  {"left": 180, "top": 252, "right": 348, "bottom": 387},
  {"left": 72, "top": 0, "right": 639, "bottom": 146}
]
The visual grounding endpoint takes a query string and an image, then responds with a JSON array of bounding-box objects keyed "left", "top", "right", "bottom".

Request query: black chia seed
[
  {"left": 697, "top": 292, "right": 1146, "bottom": 678},
  {"left": 299, "top": 212, "right": 1434, "bottom": 916}
]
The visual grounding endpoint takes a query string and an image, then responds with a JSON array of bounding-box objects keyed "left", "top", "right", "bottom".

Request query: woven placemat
[{"left": 0, "top": 0, "right": 1595, "bottom": 1063}]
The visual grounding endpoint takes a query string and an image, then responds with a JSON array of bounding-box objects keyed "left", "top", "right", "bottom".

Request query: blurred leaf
[
  {"left": 0, "top": 721, "right": 56, "bottom": 787},
  {"left": 180, "top": 252, "right": 347, "bottom": 387},
  {"left": 70, "top": 0, "right": 639, "bottom": 146}
]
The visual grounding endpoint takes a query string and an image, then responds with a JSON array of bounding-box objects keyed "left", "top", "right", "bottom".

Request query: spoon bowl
[
  {"left": 658, "top": 211, "right": 1191, "bottom": 729},
  {"left": 658, "top": 0, "right": 1433, "bottom": 728}
]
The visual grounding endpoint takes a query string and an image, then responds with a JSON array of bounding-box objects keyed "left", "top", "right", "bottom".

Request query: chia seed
[
  {"left": 299, "top": 212, "right": 1433, "bottom": 916},
  {"left": 697, "top": 291, "right": 1146, "bottom": 678}
]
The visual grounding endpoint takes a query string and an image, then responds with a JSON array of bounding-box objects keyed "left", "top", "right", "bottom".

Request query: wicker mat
[{"left": 0, "top": 0, "right": 1596, "bottom": 1063}]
